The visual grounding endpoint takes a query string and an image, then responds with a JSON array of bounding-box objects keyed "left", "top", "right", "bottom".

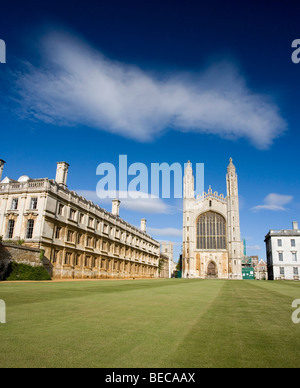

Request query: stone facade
[
  {"left": 265, "top": 222, "right": 300, "bottom": 280},
  {"left": 160, "top": 241, "right": 177, "bottom": 278},
  {"left": 159, "top": 253, "right": 170, "bottom": 278},
  {"left": 255, "top": 259, "right": 268, "bottom": 280},
  {"left": 0, "top": 161, "right": 160, "bottom": 279},
  {"left": 182, "top": 158, "right": 243, "bottom": 279}
]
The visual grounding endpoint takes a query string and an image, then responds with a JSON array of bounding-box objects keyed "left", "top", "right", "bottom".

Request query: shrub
[
  {"left": 4, "top": 262, "right": 51, "bottom": 281},
  {"left": 2, "top": 239, "right": 25, "bottom": 246},
  {"left": 39, "top": 249, "right": 45, "bottom": 261}
]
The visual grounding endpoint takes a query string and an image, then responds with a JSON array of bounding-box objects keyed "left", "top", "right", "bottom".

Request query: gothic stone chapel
[{"left": 182, "top": 158, "right": 243, "bottom": 279}]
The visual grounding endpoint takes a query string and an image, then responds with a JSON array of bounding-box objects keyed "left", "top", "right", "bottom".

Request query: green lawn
[{"left": 0, "top": 279, "right": 299, "bottom": 368}]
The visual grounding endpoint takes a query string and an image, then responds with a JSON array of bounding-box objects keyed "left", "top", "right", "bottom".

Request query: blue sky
[{"left": 1, "top": 0, "right": 300, "bottom": 261}]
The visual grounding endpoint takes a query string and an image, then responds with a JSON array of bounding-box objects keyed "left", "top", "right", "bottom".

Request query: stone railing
[
  {"left": 196, "top": 187, "right": 227, "bottom": 203},
  {"left": 0, "top": 179, "right": 50, "bottom": 193},
  {"left": 268, "top": 229, "right": 300, "bottom": 236}
]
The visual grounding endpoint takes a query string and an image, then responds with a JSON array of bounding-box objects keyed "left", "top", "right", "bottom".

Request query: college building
[
  {"left": 0, "top": 160, "right": 161, "bottom": 279},
  {"left": 182, "top": 158, "right": 243, "bottom": 279},
  {"left": 160, "top": 241, "right": 177, "bottom": 278},
  {"left": 265, "top": 222, "right": 300, "bottom": 281}
]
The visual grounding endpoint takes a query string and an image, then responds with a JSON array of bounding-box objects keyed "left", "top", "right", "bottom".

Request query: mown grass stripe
[{"left": 0, "top": 279, "right": 299, "bottom": 368}]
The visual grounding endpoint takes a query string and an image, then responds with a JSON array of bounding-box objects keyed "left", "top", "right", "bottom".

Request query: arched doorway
[{"left": 207, "top": 261, "right": 217, "bottom": 278}]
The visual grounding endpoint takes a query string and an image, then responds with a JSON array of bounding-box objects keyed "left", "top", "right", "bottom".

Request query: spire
[
  {"left": 0, "top": 159, "right": 6, "bottom": 182},
  {"left": 227, "top": 157, "right": 236, "bottom": 173},
  {"left": 227, "top": 157, "right": 238, "bottom": 197},
  {"left": 185, "top": 160, "right": 192, "bottom": 174},
  {"left": 184, "top": 160, "right": 194, "bottom": 199}
]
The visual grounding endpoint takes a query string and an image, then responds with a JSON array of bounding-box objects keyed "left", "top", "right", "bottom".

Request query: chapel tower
[
  {"left": 182, "top": 161, "right": 195, "bottom": 276},
  {"left": 182, "top": 158, "right": 243, "bottom": 279},
  {"left": 226, "top": 158, "right": 243, "bottom": 277}
]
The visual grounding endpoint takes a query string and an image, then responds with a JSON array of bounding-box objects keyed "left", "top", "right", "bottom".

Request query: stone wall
[{"left": 0, "top": 243, "right": 47, "bottom": 280}]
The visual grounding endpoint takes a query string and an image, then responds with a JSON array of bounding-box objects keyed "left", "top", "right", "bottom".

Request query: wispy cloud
[
  {"left": 14, "top": 31, "right": 286, "bottom": 149},
  {"left": 147, "top": 227, "right": 182, "bottom": 237},
  {"left": 76, "top": 189, "right": 171, "bottom": 214},
  {"left": 247, "top": 245, "right": 261, "bottom": 251},
  {"left": 251, "top": 193, "right": 293, "bottom": 212}
]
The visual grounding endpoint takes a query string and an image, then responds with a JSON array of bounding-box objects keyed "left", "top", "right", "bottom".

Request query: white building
[
  {"left": 0, "top": 160, "right": 160, "bottom": 279},
  {"left": 182, "top": 158, "right": 243, "bottom": 279},
  {"left": 265, "top": 222, "right": 300, "bottom": 281}
]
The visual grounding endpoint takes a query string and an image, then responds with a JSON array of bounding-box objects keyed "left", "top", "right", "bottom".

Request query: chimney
[
  {"left": 112, "top": 199, "right": 120, "bottom": 217},
  {"left": 55, "top": 162, "right": 70, "bottom": 189},
  {"left": 292, "top": 221, "right": 298, "bottom": 230},
  {"left": 141, "top": 218, "right": 146, "bottom": 233},
  {"left": 0, "top": 159, "right": 6, "bottom": 182}
]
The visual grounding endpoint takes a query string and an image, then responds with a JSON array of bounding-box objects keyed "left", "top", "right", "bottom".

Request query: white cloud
[
  {"left": 247, "top": 245, "right": 261, "bottom": 250},
  {"left": 15, "top": 31, "right": 286, "bottom": 149},
  {"left": 252, "top": 193, "right": 293, "bottom": 212},
  {"left": 76, "top": 189, "right": 171, "bottom": 214},
  {"left": 147, "top": 227, "right": 182, "bottom": 237}
]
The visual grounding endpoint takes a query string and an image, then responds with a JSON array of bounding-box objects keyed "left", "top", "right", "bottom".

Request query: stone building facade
[
  {"left": 255, "top": 259, "right": 268, "bottom": 280},
  {"left": 265, "top": 222, "right": 300, "bottom": 281},
  {"left": 182, "top": 158, "right": 243, "bottom": 279},
  {"left": 0, "top": 160, "right": 160, "bottom": 279},
  {"left": 159, "top": 253, "right": 170, "bottom": 279},
  {"left": 160, "top": 241, "right": 177, "bottom": 278}
]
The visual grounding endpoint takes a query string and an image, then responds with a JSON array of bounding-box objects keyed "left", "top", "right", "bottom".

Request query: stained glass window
[{"left": 196, "top": 212, "right": 226, "bottom": 250}]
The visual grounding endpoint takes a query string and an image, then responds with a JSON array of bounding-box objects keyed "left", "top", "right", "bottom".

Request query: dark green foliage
[
  {"left": 39, "top": 249, "right": 45, "bottom": 261},
  {"left": 4, "top": 262, "right": 51, "bottom": 281}
]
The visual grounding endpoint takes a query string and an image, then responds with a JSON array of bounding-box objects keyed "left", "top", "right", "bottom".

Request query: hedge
[{"left": 4, "top": 262, "right": 51, "bottom": 281}]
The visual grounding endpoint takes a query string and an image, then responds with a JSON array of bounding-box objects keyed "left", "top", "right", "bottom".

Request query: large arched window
[{"left": 196, "top": 211, "right": 226, "bottom": 250}]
